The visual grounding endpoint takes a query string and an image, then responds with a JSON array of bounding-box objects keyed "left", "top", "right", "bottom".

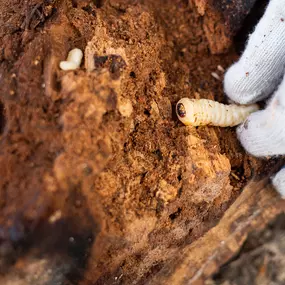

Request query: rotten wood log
[{"left": 151, "top": 178, "right": 285, "bottom": 284}]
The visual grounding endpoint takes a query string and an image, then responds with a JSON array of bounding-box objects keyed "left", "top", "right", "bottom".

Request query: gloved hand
[{"left": 224, "top": 0, "right": 285, "bottom": 197}]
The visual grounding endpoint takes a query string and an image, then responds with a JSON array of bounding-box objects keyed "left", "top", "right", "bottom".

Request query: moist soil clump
[{"left": 0, "top": 0, "right": 278, "bottom": 284}]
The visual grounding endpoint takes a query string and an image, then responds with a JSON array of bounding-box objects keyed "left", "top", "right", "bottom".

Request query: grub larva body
[
  {"left": 176, "top": 98, "right": 259, "bottom": 127},
  {"left": 60, "top": 48, "right": 83, "bottom": 71}
]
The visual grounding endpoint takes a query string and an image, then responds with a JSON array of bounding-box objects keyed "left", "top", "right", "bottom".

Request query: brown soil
[{"left": 0, "top": 0, "right": 280, "bottom": 284}]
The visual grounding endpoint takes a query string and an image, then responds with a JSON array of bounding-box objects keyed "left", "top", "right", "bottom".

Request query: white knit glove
[{"left": 224, "top": 0, "right": 285, "bottom": 197}]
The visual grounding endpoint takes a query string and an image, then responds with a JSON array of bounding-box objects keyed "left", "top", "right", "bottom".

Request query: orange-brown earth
[{"left": 0, "top": 0, "right": 283, "bottom": 284}]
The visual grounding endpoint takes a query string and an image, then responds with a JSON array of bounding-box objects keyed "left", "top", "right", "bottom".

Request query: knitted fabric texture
[{"left": 224, "top": 0, "right": 285, "bottom": 197}]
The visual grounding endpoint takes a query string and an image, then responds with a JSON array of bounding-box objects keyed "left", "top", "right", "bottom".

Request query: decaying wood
[{"left": 151, "top": 179, "right": 285, "bottom": 284}]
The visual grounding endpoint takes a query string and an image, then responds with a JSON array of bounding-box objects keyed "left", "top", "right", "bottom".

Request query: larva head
[{"left": 176, "top": 98, "right": 196, "bottom": 126}]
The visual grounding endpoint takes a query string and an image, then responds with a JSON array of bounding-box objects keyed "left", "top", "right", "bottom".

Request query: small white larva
[
  {"left": 59, "top": 48, "right": 83, "bottom": 71},
  {"left": 176, "top": 98, "right": 259, "bottom": 127}
]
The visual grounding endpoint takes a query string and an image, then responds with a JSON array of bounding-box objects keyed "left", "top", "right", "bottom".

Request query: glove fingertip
[
  {"left": 272, "top": 168, "right": 285, "bottom": 198},
  {"left": 224, "top": 63, "right": 257, "bottom": 105},
  {"left": 236, "top": 116, "right": 261, "bottom": 157},
  {"left": 224, "top": 63, "right": 244, "bottom": 104}
]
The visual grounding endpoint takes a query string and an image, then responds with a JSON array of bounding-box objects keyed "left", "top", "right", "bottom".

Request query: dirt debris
[{"left": 0, "top": 0, "right": 280, "bottom": 284}]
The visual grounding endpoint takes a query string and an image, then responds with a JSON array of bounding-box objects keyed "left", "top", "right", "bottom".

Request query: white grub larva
[
  {"left": 176, "top": 98, "right": 259, "bottom": 127},
  {"left": 59, "top": 48, "right": 83, "bottom": 71}
]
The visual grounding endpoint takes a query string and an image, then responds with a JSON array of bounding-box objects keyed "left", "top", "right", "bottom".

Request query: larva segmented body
[
  {"left": 60, "top": 48, "right": 83, "bottom": 71},
  {"left": 176, "top": 98, "right": 259, "bottom": 127}
]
